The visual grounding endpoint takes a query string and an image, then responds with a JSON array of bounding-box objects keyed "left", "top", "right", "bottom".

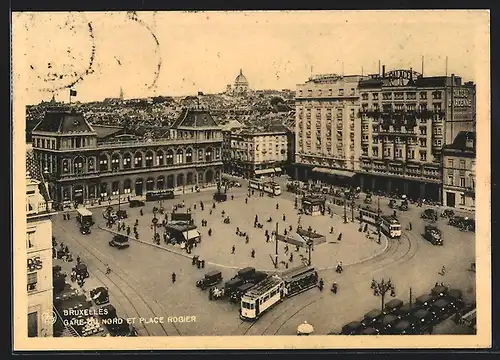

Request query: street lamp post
[
  {"left": 351, "top": 200, "right": 355, "bottom": 222},
  {"left": 377, "top": 197, "right": 382, "bottom": 243},
  {"left": 306, "top": 239, "right": 313, "bottom": 266},
  {"left": 373, "top": 278, "right": 395, "bottom": 311},
  {"left": 152, "top": 216, "right": 158, "bottom": 243}
]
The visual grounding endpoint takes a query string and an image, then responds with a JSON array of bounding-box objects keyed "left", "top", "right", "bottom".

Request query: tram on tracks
[
  {"left": 239, "top": 265, "right": 318, "bottom": 321},
  {"left": 358, "top": 206, "right": 402, "bottom": 239},
  {"left": 248, "top": 179, "right": 282, "bottom": 196}
]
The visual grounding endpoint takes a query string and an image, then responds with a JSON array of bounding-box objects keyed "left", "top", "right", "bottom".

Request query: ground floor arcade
[{"left": 51, "top": 166, "right": 222, "bottom": 204}]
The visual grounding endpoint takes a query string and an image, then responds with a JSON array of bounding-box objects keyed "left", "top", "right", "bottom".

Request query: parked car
[
  {"left": 399, "top": 200, "right": 409, "bottom": 211},
  {"left": 395, "top": 302, "right": 419, "bottom": 320},
  {"left": 360, "top": 327, "right": 379, "bottom": 335},
  {"left": 446, "top": 289, "right": 465, "bottom": 310},
  {"left": 431, "top": 298, "right": 453, "bottom": 321},
  {"left": 392, "top": 319, "right": 415, "bottom": 335},
  {"left": 379, "top": 314, "right": 399, "bottom": 334},
  {"left": 129, "top": 200, "right": 145, "bottom": 208},
  {"left": 196, "top": 270, "right": 223, "bottom": 290},
  {"left": 384, "top": 299, "right": 404, "bottom": 315},
  {"left": 80, "top": 224, "right": 91, "bottom": 235},
  {"left": 341, "top": 321, "right": 363, "bottom": 335},
  {"left": 361, "top": 309, "right": 384, "bottom": 328},
  {"left": 410, "top": 309, "right": 434, "bottom": 333},
  {"left": 421, "top": 209, "right": 438, "bottom": 221},
  {"left": 415, "top": 294, "right": 435, "bottom": 310},
  {"left": 116, "top": 209, "right": 128, "bottom": 219}
]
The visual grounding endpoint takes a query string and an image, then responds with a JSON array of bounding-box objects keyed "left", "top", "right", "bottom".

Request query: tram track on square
[
  {"left": 56, "top": 222, "right": 182, "bottom": 336},
  {"left": 235, "top": 230, "right": 420, "bottom": 336}
]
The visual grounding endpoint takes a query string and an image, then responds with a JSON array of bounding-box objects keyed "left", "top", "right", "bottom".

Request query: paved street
[{"left": 53, "top": 182, "right": 475, "bottom": 336}]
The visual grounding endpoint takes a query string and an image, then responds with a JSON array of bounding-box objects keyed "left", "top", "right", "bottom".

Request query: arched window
[
  {"left": 157, "top": 176, "right": 165, "bottom": 189},
  {"left": 62, "top": 159, "right": 69, "bottom": 174},
  {"left": 215, "top": 147, "right": 221, "bottom": 160},
  {"left": 177, "top": 173, "right": 185, "bottom": 186},
  {"left": 134, "top": 152, "right": 143, "bottom": 168},
  {"left": 100, "top": 183, "right": 108, "bottom": 198},
  {"left": 186, "top": 172, "right": 194, "bottom": 185},
  {"left": 166, "top": 175, "right": 175, "bottom": 189},
  {"left": 205, "top": 147, "right": 213, "bottom": 162},
  {"left": 111, "top": 153, "right": 120, "bottom": 171},
  {"left": 206, "top": 169, "right": 214, "bottom": 183},
  {"left": 123, "top": 153, "right": 132, "bottom": 169},
  {"left": 146, "top": 177, "right": 155, "bottom": 191},
  {"left": 112, "top": 181, "right": 120, "bottom": 196},
  {"left": 186, "top": 148, "right": 193, "bottom": 163},
  {"left": 73, "top": 156, "right": 84, "bottom": 174},
  {"left": 123, "top": 179, "right": 132, "bottom": 194},
  {"left": 166, "top": 150, "right": 174, "bottom": 165},
  {"left": 99, "top": 154, "right": 108, "bottom": 171},
  {"left": 156, "top": 150, "right": 164, "bottom": 166},
  {"left": 145, "top": 151, "right": 154, "bottom": 167},
  {"left": 176, "top": 149, "right": 184, "bottom": 164}
]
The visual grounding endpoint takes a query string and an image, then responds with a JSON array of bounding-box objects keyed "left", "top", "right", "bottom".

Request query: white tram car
[
  {"left": 248, "top": 180, "right": 282, "bottom": 196},
  {"left": 358, "top": 207, "right": 402, "bottom": 239},
  {"left": 240, "top": 265, "right": 318, "bottom": 321}
]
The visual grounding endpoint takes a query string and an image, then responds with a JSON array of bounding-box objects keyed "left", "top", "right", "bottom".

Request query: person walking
[
  {"left": 251, "top": 249, "right": 255, "bottom": 258},
  {"left": 172, "top": 272, "right": 176, "bottom": 283},
  {"left": 231, "top": 245, "right": 236, "bottom": 254}
]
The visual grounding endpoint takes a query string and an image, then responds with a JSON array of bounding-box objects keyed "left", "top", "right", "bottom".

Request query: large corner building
[{"left": 30, "top": 108, "right": 223, "bottom": 205}]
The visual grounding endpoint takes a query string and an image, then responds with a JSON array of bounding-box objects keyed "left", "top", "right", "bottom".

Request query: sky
[{"left": 12, "top": 10, "right": 489, "bottom": 105}]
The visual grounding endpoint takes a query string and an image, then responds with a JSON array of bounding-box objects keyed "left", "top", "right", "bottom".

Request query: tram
[
  {"left": 358, "top": 207, "right": 401, "bottom": 239},
  {"left": 239, "top": 265, "right": 318, "bottom": 321},
  {"left": 248, "top": 180, "right": 281, "bottom": 196}
]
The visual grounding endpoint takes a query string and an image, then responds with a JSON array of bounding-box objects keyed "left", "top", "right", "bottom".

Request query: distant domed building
[{"left": 226, "top": 69, "right": 250, "bottom": 96}]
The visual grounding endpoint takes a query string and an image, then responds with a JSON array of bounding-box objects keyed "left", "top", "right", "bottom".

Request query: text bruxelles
[{"left": 63, "top": 308, "right": 109, "bottom": 316}]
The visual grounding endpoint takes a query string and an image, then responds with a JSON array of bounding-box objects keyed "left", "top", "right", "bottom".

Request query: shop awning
[
  {"left": 255, "top": 168, "right": 275, "bottom": 175},
  {"left": 312, "top": 167, "right": 356, "bottom": 178},
  {"left": 183, "top": 229, "right": 201, "bottom": 240},
  {"left": 274, "top": 167, "right": 282, "bottom": 172}
]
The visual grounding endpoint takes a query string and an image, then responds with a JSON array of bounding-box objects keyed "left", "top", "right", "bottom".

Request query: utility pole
[
  {"left": 377, "top": 197, "right": 382, "bottom": 243},
  {"left": 118, "top": 187, "right": 121, "bottom": 212},
  {"left": 275, "top": 222, "right": 279, "bottom": 268},
  {"left": 351, "top": 199, "right": 355, "bottom": 222},
  {"left": 409, "top": 287, "right": 413, "bottom": 306}
]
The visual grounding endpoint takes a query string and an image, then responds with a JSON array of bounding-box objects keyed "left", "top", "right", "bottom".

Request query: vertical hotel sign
[{"left": 449, "top": 86, "right": 475, "bottom": 121}]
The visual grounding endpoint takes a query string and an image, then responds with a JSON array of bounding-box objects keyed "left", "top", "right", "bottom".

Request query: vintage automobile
[
  {"left": 446, "top": 289, "right": 465, "bottom": 311},
  {"left": 431, "top": 285, "right": 449, "bottom": 298},
  {"left": 388, "top": 199, "right": 397, "bottom": 209},
  {"left": 116, "top": 209, "right": 128, "bottom": 219},
  {"left": 129, "top": 200, "right": 145, "bottom": 208},
  {"left": 395, "top": 302, "right": 419, "bottom": 320},
  {"left": 440, "top": 209, "right": 455, "bottom": 218},
  {"left": 109, "top": 234, "right": 130, "bottom": 249},
  {"left": 431, "top": 298, "right": 453, "bottom": 321},
  {"left": 399, "top": 199, "right": 409, "bottom": 211},
  {"left": 90, "top": 286, "right": 109, "bottom": 305},
  {"left": 415, "top": 294, "right": 435, "bottom": 310},
  {"left": 392, "top": 319, "right": 415, "bottom": 335},
  {"left": 379, "top": 314, "right": 399, "bottom": 334},
  {"left": 421, "top": 208, "right": 438, "bottom": 221},
  {"left": 410, "top": 309, "right": 434, "bottom": 333},
  {"left": 340, "top": 321, "right": 363, "bottom": 335},
  {"left": 448, "top": 216, "right": 475, "bottom": 232},
  {"left": 361, "top": 309, "right": 384, "bottom": 328},
  {"left": 360, "top": 327, "right": 379, "bottom": 335},
  {"left": 74, "top": 263, "right": 90, "bottom": 279},
  {"left": 213, "top": 192, "right": 228, "bottom": 202},
  {"left": 423, "top": 225, "right": 443, "bottom": 245},
  {"left": 196, "top": 270, "right": 223, "bottom": 290},
  {"left": 384, "top": 299, "right": 404, "bottom": 315},
  {"left": 80, "top": 224, "right": 91, "bottom": 235},
  {"left": 364, "top": 193, "right": 373, "bottom": 204},
  {"left": 229, "top": 282, "right": 255, "bottom": 303}
]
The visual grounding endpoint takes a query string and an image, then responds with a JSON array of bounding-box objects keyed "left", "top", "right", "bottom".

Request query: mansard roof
[
  {"left": 32, "top": 110, "right": 95, "bottom": 134},
  {"left": 171, "top": 108, "right": 219, "bottom": 129}
]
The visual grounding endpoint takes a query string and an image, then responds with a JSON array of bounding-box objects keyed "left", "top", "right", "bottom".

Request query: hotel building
[{"left": 294, "top": 74, "right": 369, "bottom": 185}]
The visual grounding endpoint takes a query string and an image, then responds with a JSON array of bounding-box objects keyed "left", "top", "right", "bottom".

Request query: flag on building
[{"left": 70, "top": 89, "right": 77, "bottom": 97}]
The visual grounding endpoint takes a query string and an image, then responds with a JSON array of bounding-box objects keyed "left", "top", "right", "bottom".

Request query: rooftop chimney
[{"left": 382, "top": 65, "right": 386, "bottom": 77}]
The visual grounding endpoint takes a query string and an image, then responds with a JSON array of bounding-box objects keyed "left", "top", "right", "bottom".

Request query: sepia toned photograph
[{"left": 12, "top": 10, "right": 491, "bottom": 350}]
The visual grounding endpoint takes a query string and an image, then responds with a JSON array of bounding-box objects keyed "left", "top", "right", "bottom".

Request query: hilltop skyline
[{"left": 13, "top": 10, "right": 485, "bottom": 105}]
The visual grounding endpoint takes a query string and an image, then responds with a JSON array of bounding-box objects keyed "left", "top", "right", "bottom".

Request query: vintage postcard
[{"left": 12, "top": 10, "right": 491, "bottom": 350}]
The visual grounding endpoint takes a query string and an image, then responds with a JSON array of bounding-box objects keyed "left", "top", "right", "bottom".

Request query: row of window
[
  {"left": 447, "top": 176, "right": 474, "bottom": 188},
  {"left": 447, "top": 159, "right": 469, "bottom": 169},
  {"left": 361, "top": 91, "right": 442, "bottom": 101},
  {"left": 298, "top": 87, "right": 356, "bottom": 97}
]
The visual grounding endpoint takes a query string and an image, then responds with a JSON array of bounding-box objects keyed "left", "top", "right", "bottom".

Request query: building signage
[
  {"left": 451, "top": 88, "right": 473, "bottom": 107},
  {"left": 386, "top": 69, "right": 422, "bottom": 87},
  {"left": 27, "top": 256, "right": 43, "bottom": 272}
]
